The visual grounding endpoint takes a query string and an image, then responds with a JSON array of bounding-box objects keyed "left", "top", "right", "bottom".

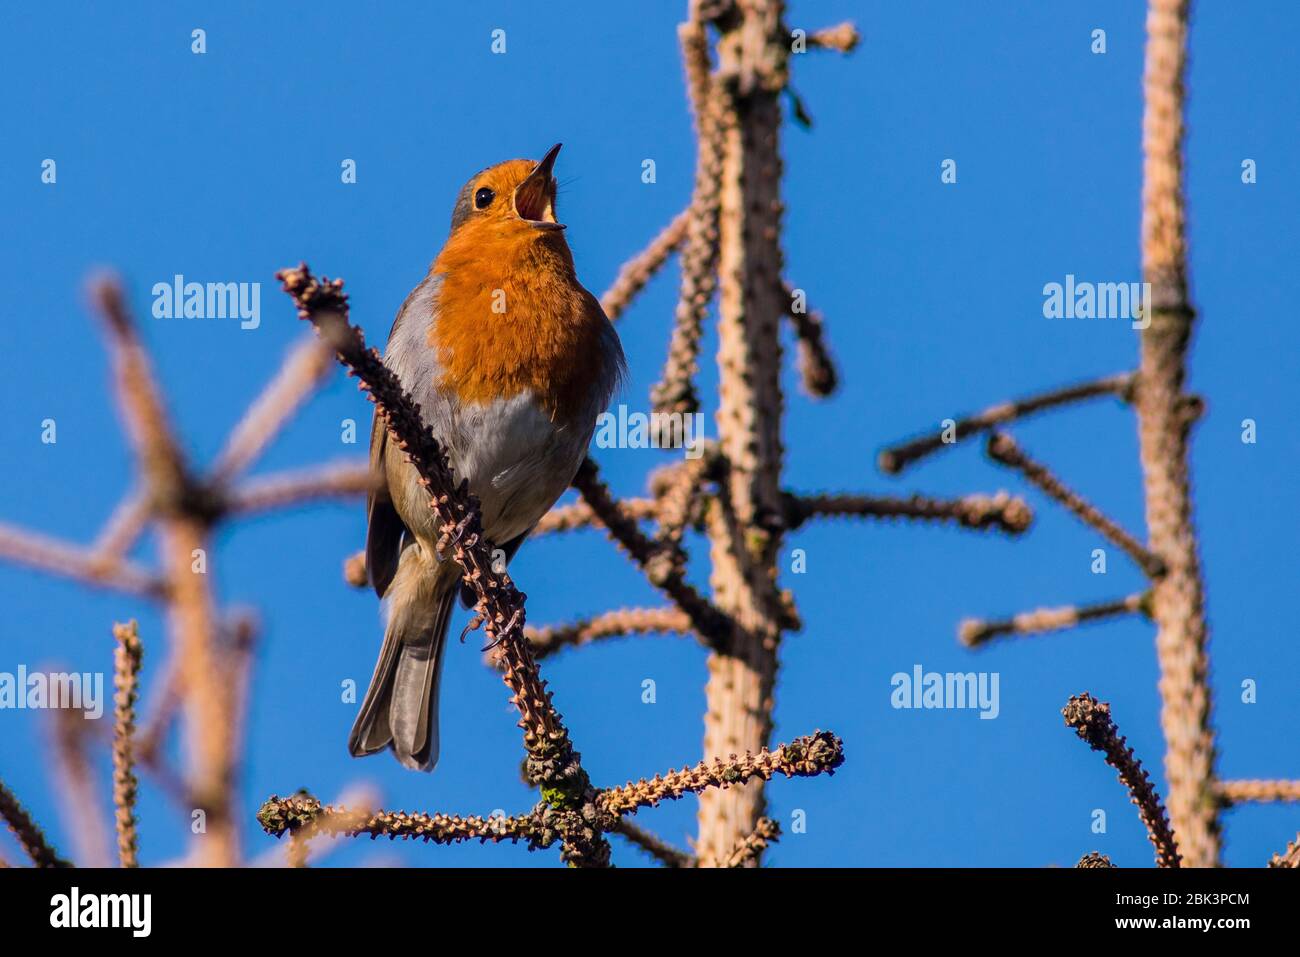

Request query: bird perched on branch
[{"left": 349, "top": 144, "right": 624, "bottom": 770}]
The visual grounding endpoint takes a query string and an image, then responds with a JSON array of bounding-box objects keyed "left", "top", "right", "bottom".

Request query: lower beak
[{"left": 514, "top": 143, "right": 564, "bottom": 230}]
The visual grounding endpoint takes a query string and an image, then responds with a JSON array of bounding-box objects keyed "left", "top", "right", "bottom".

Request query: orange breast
[{"left": 429, "top": 225, "right": 610, "bottom": 423}]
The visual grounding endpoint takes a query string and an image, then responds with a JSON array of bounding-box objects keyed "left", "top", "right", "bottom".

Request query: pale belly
[{"left": 386, "top": 388, "right": 591, "bottom": 552}]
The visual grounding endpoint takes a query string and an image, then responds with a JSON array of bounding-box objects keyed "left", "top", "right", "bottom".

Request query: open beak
[{"left": 514, "top": 143, "right": 564, "bottom": 230}]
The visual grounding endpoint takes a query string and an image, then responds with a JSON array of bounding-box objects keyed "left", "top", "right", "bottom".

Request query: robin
[{"left": 349, "top": 144, "right": 624, "bottom": 771}]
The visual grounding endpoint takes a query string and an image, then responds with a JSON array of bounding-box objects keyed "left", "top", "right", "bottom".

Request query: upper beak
[{"left": 514, "top": 143, "right": 564, "bottom": 230}]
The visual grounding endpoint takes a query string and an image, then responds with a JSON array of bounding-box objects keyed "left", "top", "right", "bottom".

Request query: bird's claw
[{"left": 479, "top": 607, "right": 524, "bottom": 653}]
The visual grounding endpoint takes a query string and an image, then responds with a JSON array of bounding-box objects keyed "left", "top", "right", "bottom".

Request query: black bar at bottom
[{"left": 0, "top": 866, "right": 1287, "bottom": 940}]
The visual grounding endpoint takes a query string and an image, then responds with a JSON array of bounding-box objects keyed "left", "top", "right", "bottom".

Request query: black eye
[{"left": 474, "top": 187, "right": 495, "bottom": 209}]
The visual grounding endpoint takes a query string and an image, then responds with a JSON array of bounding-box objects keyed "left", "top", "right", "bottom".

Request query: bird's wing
[
  {"left": 365, "top": 407, "right": 406, "bottom": 598},
  {"left": 366, "top": 273, "right": 446, "bottom": 598}
]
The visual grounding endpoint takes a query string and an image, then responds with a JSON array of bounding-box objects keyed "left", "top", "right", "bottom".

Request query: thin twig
[
  {"left": 600, "top": 732, "right": 843, "bottom": 816},
  {"left": 780, "top": 281, "right": 837, "bottom": 397},
  {"left": 806, "top": 22, "right": 860, "bottom": 52},
  {"left": 0, "top": 779, "right": 72, "bottom": 868},
  {"left": 649, "top": 454, "right": 713, "bottom": 558},
  {"left": 91, "top": 278, "right": 190, "bottom": 498},
  {"left": 786, "top": 490, "right": 1032, "bottom": 536},
  {"left": 709, "top": 816, "right": 780, "bottom": 868},
  {"left": 111, "top": 620, "right": 144, "bottom": 867},
  {"left": 0, "top": 523, "right": 162, "bottom": 596},
  {"left": 1062, "top": 693, "right": 1181, "bottom": 868},
  {"left": 650, "top": 21, "right": 725, "bottom": 415},
  {"left": 1215, "top": 780, "right": 1300, "bottom": 806},
  {"left": 531, "top": 496, "right": 660, "bottom": 537},
  {"left": 878, "top": 372, "right": 1136, "bottom": 475},
  {"left": 572, "top": 457, "right": 732, "bottom": 649},
  {"left": 600, "top": 210, "right": 689, "bottom": 322},
  {"left": 224, "top": 461, "right": 375, "bottom": 515},
  {"left": 134, "top": 654, "right": 181, "bottom": 769},
  {"left": 343, "top": 551, "right": 368, "bottom": 588},
  {"left": 258, "top": 794, "right": 541, "bottom": 847},
  {"left": 516, "top": 606, "right": 694, "bottom": 662},
  {"left": 51, "top": 705, "right": 112, "bottom": 868},
  {"left": 1269, "top": 835, "right": 1300, "bottom": 869},
  {"left": 250, "top": 783, "right": 380, "bottom": 868},
  {"left": 960, "top": 593, "right": 1149, "bottom": 648},
  {"left": 286, "top": 832, "right": 310, "bottom": 868},
  {"left": 987, "top": 433, "right": 1166, "bottom": 578},
  {"left": 91, "top": 491, "right": 152, "bottom": 563},
  {"left": 611, "top": 819, "right": 695, "bottom": 868},
  {"left": 209, "top": 334, "right": 335, "bottom": 485}
]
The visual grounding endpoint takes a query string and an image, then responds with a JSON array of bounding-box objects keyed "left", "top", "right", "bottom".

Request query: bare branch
[
  {"left": 610, "top": 819, "right": 695, "bottom": 868},
  {"left": 1062, "top": 693, "right": 1180, "bottom": 868},
  {"left": 224, "top": 461, "right": 375, "bottom": 515},
  {"left": 878, "top": 372, "right": 1135, "bottom": 475},
  {"left": 91, "top": 491, "right": 151, "bottom": 564},
  {"left": 1270, "top": 835, "right": 1300, "bottom": 869},
  {"left": 706, "top": 816, "right": 781, "bottom": 868},
  {"left": 343, "top": 550, "right": 368, "bottom": 589},
  {"left": 960, "top": 593, "right": 1148, "bottom": 648},
  {"left": 1216, "top": 780, "right": 1300, "bottom": 806},
  {"left": 209, "top": 334, "right": 334, "bottom": 485},
  {"left": 517, "top": 606, "right": 694, "bottom": 662},
  {"left": 601, "top": 732, "right": 843, "bottom": 816},
  {"left": 0, "top": 779, "right": 71, "bottom": 868},
  {"left": 806, "top": 22, "right": 860, "bottom": 53},
  {"left": 650, "top": 21, "right": 725, "bottom": 415},
  {"left": 787, "top": 490, "right": 1032, "bottom": 536},
  {"left": 531, "top": 496, "right": 660, "bottom": 537},
  {"left": 572, "top": 457, "right": 732, "bottom": 649},
  {"left": 781, "top": 282, "right": 837, "bottom": 398},
  {"left": 0, "top": 523, "right": 162, "bottom": 596},
  {"left": 649, "top": 453, "right": 713, "bottom": 557},
  {"left": 600, "top": 210, "right": 689, "bottom": 322},
  {"left": 111, "top": 620, "right": 144, "bottom": 868},
  {"left": 1135, "top": 0, "right": 1220, "bottom": 867},
  {"left": 91, "top": 277, "right": 192, "bottom": 503},
  {"left": 134, "top": 654, "right": 181, "bottom": 771},
  {"left": 697, "top": 0, "right": 794, "bottom": 863},
  {"left": 257, "top": 793, "right": 540, "bottom": 847},
  {"left": 987, "top": 433, "right": 1165, "bottom": 578},
  {"left": 51, "top": 706, "right": 112, "bottom": 868}
]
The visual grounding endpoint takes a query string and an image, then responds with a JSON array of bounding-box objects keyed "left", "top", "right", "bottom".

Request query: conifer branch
[
  {"left": 1062, "top": 693, "right": 1181, "bottom": 868},
  {"left": 986, "top": 432, "right": 1166, "bottom": 578},
  {"left": 878, "top": 373, "right": 1135, "bottom": 475},
  {"left": 960, "top": 593, "right": 1149, "bottom": 648}
]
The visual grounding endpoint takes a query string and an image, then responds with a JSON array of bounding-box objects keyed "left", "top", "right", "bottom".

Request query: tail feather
[{"left": 349, "top": 549, "right": 456, "bottom": 771}]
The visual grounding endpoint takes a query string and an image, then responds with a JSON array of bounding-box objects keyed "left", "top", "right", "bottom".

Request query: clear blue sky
[{"left": 2, "top": 2, "right": 1296, "bottom": 867}]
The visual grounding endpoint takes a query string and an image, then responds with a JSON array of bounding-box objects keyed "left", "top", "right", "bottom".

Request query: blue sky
[{"left": 1, "top": 1, "right": 1296, "bottom": 867}]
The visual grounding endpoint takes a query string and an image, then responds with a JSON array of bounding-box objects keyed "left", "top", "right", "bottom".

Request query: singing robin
[{"left": 349, "top": 144, "right": 624, "bottom": 770}]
